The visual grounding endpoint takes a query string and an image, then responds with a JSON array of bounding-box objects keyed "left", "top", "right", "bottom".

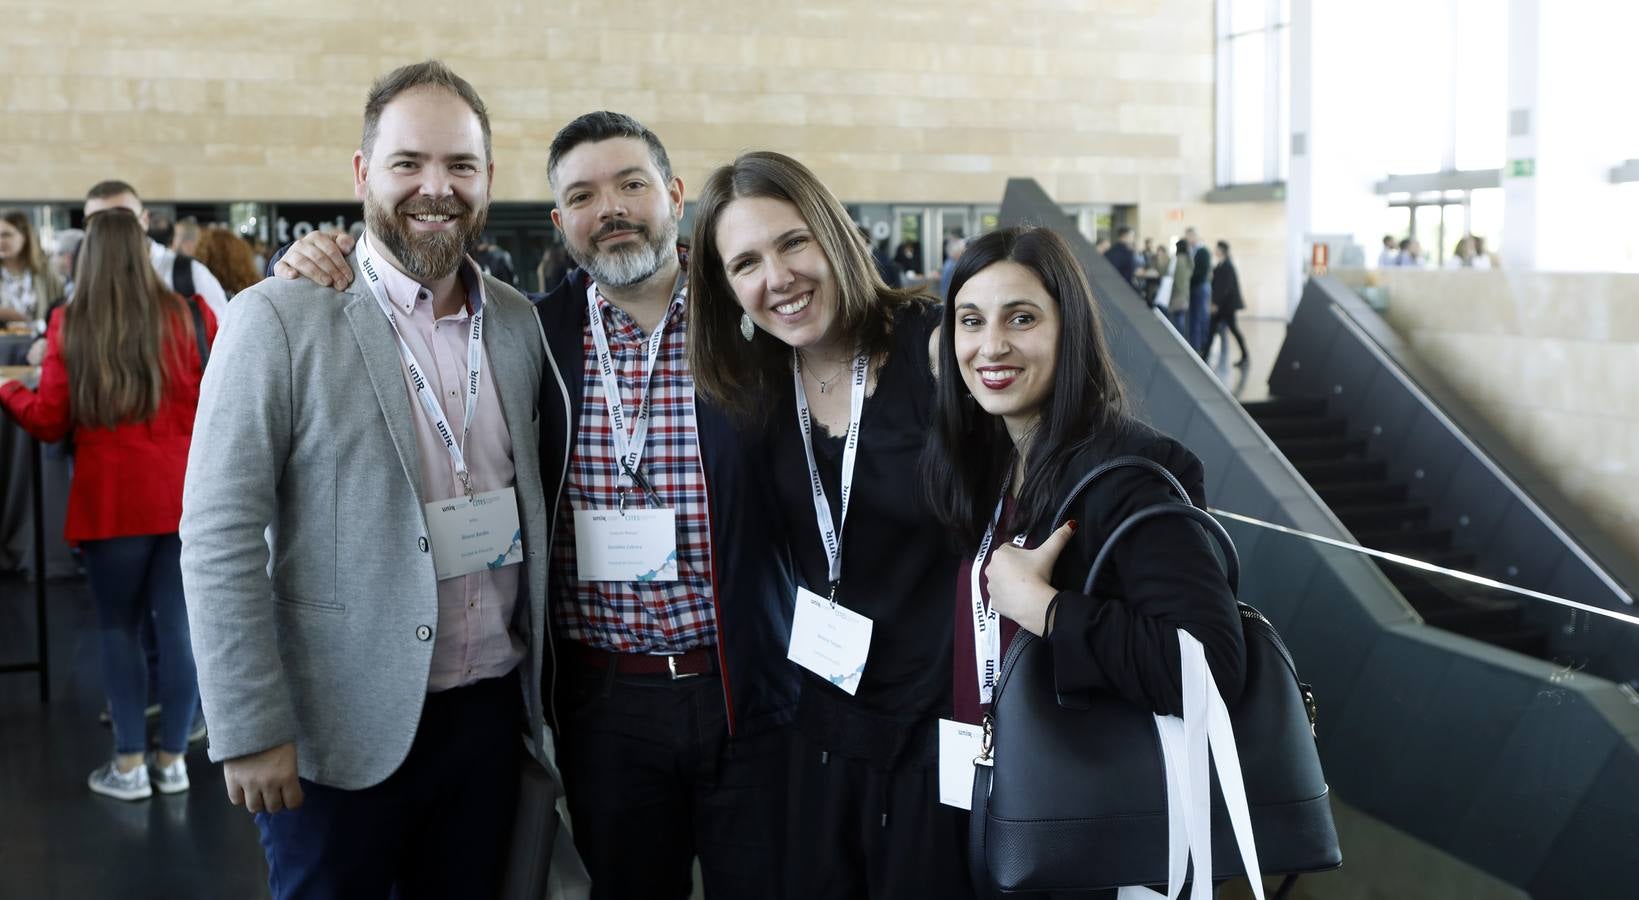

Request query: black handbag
[{"left": 970, "top": 456, "right": 1341, "bottom": 894}]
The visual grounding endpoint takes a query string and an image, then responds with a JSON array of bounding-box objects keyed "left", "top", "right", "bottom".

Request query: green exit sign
[{"left": 1509, "top": 158, "right": 1536, "bottom": 177}]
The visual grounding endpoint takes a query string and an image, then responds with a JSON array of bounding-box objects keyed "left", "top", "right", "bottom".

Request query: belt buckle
[{"left": 666, "top": 654, "right": 701, "bottom": 681}]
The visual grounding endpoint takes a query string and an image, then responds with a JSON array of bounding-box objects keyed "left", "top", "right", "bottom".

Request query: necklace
[{"left": 800, "top": 351, "right": 849, "bottom": 394}]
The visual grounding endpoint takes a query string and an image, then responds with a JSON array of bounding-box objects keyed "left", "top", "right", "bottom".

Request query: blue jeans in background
[
  {"left": 81, "top": 533, "right": 198, "bottom": 755},
  {"left": 1189, "top": 283, "right": 1212, "bottom": 356}
]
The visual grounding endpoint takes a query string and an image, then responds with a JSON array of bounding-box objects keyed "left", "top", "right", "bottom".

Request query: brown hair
[
  {"left": 61, "top": 209, "right": 191, "bottom": 429},
  {"left": 193, "top": 228, "right": 261, "bottom": 297},
  {"left": 686, "top": 151, "right": 928, "bottom": 420},
  {"left": 362, "top": 60, "right": 491, "bottom": 163},
  {"left": 0, "top": 209, "right": 49, "bottom": 279}
]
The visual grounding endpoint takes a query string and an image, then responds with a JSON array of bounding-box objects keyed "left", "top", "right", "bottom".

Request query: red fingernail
[{"left": 1068, "top": 519, "right": 1078, "bottom": 531}]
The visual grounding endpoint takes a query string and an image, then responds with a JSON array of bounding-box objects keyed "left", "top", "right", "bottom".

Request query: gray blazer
[{"left": 180, "top": 253, "right": 553, "bottom": 790}]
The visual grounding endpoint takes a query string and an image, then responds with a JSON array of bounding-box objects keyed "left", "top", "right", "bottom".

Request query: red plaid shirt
[{"left": 552, "top": 286, "right": 717, "bottom": 652}]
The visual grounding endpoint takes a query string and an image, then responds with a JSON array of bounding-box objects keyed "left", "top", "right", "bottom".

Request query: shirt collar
[{"left": 367, "top": 237, "right": 485, "bottom": 319}]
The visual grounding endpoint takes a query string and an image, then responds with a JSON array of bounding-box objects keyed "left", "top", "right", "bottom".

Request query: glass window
[
  {"left": 1454, "top": 0, "right": 1507, "bottom": 170},
  {"left": 1218, "top": 1, "right": 1290, "bottom": 187}
]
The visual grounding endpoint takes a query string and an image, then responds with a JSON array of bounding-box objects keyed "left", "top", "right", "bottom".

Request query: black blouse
[{"left": 768, "top": 301, "right": 957, "bottom": 764}]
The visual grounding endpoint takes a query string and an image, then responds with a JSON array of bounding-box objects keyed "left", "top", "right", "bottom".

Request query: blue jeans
[
  {"left": 1189, "top": 284, "right": 1212, "bottom": 355},
  {"left": 255, "top": 673, "right": 521, "bottom": 900},
  {"left": 81, "top": 533, "right": 198, "bottom": 754}
]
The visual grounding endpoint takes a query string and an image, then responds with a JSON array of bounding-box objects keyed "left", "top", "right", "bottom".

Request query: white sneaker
[
  {"left": 150, "top": 755, "right": 190, "bottom": 795},
  {"left": 88, "top": 760, "right": 152, "bottom": 801}
]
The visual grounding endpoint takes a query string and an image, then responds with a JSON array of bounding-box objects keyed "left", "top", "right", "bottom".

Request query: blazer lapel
[
  {"left": 482, "top": 286, "right": 544, "bottom": 525},
  {"left": 342, "top": 257, "right": 427, "bottom": 510}
]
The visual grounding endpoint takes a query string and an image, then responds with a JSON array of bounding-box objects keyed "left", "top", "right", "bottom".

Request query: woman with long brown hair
[
  {"left": 0, "top": 208, "right": 216, "bottom": 801},
  {"left": 0, "top": 208, "right": 66, "bottom": 327},
  {"left": 688, "top": 151, "right": 972, "bottom": 899}
]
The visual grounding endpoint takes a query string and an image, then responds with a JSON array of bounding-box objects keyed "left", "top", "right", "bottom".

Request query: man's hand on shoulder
[
  {"left": 223, "top": 741, "right": 304, "bottom": 814},
  {"left": 274, "top": 231, "right": 357, "bottom": 290}
]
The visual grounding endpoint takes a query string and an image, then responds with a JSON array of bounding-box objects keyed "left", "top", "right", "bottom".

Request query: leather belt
[{"left": 568, "top": 644, "right": 716, "bottom": 680}]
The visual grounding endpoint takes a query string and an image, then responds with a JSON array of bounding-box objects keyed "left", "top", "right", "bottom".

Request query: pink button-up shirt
[{"left": 371, "top": 251, "right": 525, "bottom": 693}]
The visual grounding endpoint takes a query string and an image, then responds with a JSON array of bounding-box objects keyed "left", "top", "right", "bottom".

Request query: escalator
[{"left": 1243, "top": 395, "right": 1551, "bottom": 659}]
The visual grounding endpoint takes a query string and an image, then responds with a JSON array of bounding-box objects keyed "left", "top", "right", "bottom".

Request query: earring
[{"left": 739, "top": 313, "right": 755, "bottom": 342}]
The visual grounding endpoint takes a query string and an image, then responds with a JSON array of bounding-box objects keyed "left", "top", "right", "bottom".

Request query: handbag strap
[
  {"left": 1083, "top": 502, "right": 1240, "bottom": 597},
  {"left": 1050, "top": 454, "right": 1190, "bottom": 530},
  {"left": 969, "top": 762, "right": 997, "bottom": 900}
]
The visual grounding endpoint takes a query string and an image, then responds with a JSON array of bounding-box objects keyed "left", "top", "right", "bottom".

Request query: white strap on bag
[{"left": 1117, "top": 630, "right": 1266, "bottom": 900}]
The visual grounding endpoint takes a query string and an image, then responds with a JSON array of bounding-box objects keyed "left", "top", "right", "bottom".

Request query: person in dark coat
[
  {"left": 1209, "top": 239, "right": 1249, "bottom": 366},
  {"left": 1103, "top": 226, "right": 1137, "bottom": 287}
]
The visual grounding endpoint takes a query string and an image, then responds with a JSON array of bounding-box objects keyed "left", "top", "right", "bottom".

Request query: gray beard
[{"left": 568, "top": 217, "right": 678, "bottom": 289}]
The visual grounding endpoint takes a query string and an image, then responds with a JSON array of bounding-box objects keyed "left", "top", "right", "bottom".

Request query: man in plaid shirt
[{"left": 533, "top": 112, "right": 798, "bottom": 899}]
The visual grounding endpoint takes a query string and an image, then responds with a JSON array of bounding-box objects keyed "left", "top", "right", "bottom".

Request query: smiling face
[
  {"left": 549, "top": 137, "right": 682, "bottom": 289},
  {"left": 353, "top": 86, "right": 492, "bottom": 282},
  {"left": 714, "top": 195, "right": 840, "bottom": 351},
  {"left": 953, "top": 261, "right": 1062, "bottom": 440}
]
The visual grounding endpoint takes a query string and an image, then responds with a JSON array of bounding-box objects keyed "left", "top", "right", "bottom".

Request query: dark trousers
[
  {"left": 1188, "top": 284, "right": 1212, "bottom": 354},
  {"left": 81, "top": 534, "right": 197, "bottom": 754},
  {"left": 784, "top": 727, "right": 974, "bottom": 900},
  {"left": 254, "top": 672, "right": 522, "bottom": 900},
  {"left": 555, "top": 660, "right": 786, "bottom": 900},
  {"left": 1209, "top": 307, "right": 1249, "bottom": 363}
]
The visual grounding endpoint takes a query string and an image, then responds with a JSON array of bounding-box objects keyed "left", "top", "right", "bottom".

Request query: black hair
[
  {"left": 921, "top": 226, "right": 1130, "bottom": 551},
  {"left": 547, "top": 111, "right": 673, "bottom": 188}
]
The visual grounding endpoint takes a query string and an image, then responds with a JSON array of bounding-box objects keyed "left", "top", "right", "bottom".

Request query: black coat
[
  {"left": 1026, "top": 422, "right": 1247, "bottom": 717},
  {"left": 1212, "top": 258, "right": 1244, "bottom": 313},
  {"left": 1104, "top": 243, "right": 1137, "bottom": 285}
]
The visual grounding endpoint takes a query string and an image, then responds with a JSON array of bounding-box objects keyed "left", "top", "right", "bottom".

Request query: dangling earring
[{"left": 739, "top": 313, "right": 755, "bottom": 342}]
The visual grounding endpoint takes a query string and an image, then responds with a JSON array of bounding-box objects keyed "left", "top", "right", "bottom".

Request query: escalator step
[
  {"left": 1295, "top": 458, "right": 1387, "bottom": 483},
  {"left": 1273, "top": 436, "right": 1368, "bottom": 462},
  {"left": 1255, "top": 417, "right": 1348, "bottom": 440},
  {"left": 1318, "top": 482, "right": 1409, "bottom": 504},
  {"left": 1243, "top": 396, "right": 1329, "bottom": 418}
]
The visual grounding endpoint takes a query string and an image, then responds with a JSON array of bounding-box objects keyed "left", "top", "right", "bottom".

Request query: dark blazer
[
  {"left": 1104, "top": 243, "right": 1137, "bottom": 285},
  {"left": 1023, "top": 421, "right": 1246, "bottom": 717},
  {"left": 1190, "top": 245, "right": 1213, "bottom": 290},
  {"left": 532, "top": 266, "right": 800, "bottom": 737},
  {"left": 1212, "top": 258, "right": 1244, "bottom": 313}
]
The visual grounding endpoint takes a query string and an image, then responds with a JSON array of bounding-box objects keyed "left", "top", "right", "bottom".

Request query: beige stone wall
[
  {"left": 1369, "top": 269, "right": 1639, "bottom": 563},
  {"left": 0, "top": 0, "right": 1217, "bottom": 209}
]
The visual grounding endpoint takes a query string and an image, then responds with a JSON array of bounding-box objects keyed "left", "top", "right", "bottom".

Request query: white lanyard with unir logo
[
  {"left": 792, "top": 349, "right": 869, "bottom": 592},
  {"left": 358, "top": 234, "right": 484, "bottom": 499},
  {"left": 585, "top": 282, "right": 676, "bottom": 493},
  {"left": 972, "top": 473, "right": 1029, "bottom": 706}
]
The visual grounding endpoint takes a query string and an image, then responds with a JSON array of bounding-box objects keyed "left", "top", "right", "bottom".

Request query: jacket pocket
[{"left": 273, "top": 592, "right": 345, "bottom": 614}]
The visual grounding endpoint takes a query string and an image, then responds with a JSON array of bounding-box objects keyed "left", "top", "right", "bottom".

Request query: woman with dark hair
[
  {"left": 0, "top": 208, "right": 66, "bottom": 327},
  {"left": 688, "top": 151, "right": 972, "bottom": 899},
  {"left": 1165, "top": 236, "right": 1193, "bottom": 335},
  {"left": 0, "top": 208, "right": 215, "bottom": 801},
  {"left": 923, "top": 227, "right": 1245, "bottom": 878}
]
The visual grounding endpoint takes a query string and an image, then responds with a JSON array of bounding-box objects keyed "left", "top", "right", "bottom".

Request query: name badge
[
  {"left": 424, "top": 487, "right": 524, "bottom": 580},
  {"left": 938, "top": 718, "right": 985, "bottom": 809},
  {"left": 786, "top": 587, "right": 873, "bottom": 696},
  {"left": 573, "top": 508, "right": 679, "bottom": 582}
]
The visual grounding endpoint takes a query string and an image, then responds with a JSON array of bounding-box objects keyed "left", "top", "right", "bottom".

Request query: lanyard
[
  {"left": 358, "top": 234, "right": 485, "bottom": 499},
  {"left": 972, "top": 472, "right": 1028, "bottom": 705},
  {"left": 585, "top": 282, "right": 676, "bottom": 495},
  {"left": 792, "top": 349, "right": 869, "bottom": 595}
]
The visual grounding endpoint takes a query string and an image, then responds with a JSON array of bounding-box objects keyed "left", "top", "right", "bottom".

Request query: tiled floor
[{"left": 0, "top": 573, "right": 270, "bottom": 899}]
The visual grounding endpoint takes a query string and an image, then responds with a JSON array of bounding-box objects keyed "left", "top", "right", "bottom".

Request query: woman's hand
[{"left": 984, "top": 520, "right": 1077, "bottom": 637}]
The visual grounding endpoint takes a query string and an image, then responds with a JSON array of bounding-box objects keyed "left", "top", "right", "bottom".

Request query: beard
[
  {"left": 565, "top": 214, "right": 678, "bottom": 289},
  {"left": 365, "top": 191, "right": 488, "bottom": 283}
]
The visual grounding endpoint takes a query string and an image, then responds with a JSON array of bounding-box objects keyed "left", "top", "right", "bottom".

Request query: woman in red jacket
[{"left": 0, "top": 208, "right": 216, "bottom": 801}]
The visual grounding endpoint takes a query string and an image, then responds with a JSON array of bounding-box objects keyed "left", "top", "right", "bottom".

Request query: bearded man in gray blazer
[{"left": 181, "top": 61, "right": 580, "bottom": 899}]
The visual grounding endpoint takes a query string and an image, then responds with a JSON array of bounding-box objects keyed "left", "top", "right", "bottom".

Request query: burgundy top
[{"left": 953, "top": 495, "right": 1027, "bottom": 726}]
